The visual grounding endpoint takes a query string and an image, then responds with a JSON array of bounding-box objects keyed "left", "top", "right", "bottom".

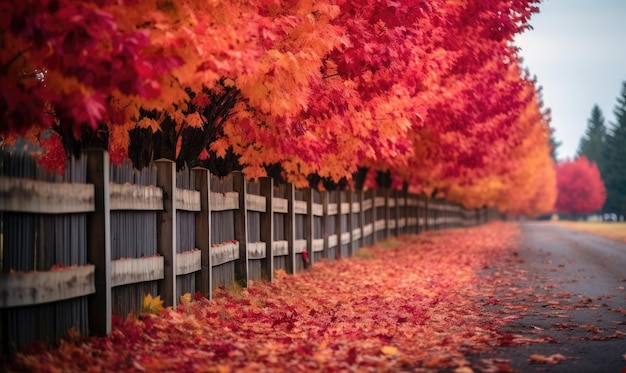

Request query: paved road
[{"left": 470, "top": 222, "right": 626, "bottom": 373}]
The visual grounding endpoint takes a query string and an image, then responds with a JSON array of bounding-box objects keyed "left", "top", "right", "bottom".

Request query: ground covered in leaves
[{"left": 7, "top": 222, "right": 545, "bottom": 372}]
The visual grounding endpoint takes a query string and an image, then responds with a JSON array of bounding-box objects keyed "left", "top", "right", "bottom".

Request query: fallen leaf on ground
[
  {"left": 5, "top": 222, "right": 571, "bottom": 372},
  {"left": 529, "top": 353, "right": 569, "bottom": 364}
]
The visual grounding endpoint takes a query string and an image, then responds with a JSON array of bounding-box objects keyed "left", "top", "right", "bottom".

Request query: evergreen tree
[
  {"left": 603, "top": 80, "right": 626, "bottom": 217},
  {"left": 577, "top": 104, "right": 606, "bottom": 172},
  {"left": 548, "top": 128, "right": 561, "bottom": 162}
]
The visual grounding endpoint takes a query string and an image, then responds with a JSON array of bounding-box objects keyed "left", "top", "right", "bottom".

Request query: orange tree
[{"left": 1, "top": 0, "right": 552, "bottom": 215}]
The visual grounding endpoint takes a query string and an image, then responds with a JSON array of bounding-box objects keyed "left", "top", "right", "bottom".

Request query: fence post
[
  {"left": 336, "top": 191, "right": 345, "bottom": 258},
  {"left": 383, "top": 188, "right": 390, "bottom": 239},
  {"left": 392, "top": 190, "right": 399, "bottom": 237},
  {"left": 357, "top": 189, "right": 365, "bottom": 253},
  {"left": 285, "top": 183, "right": 296, "bottom": 273},
  {"left": 346, "top": 190, "right": 354, "bottom": 256},
  {"left": 259, "top": 177, "right": 274, "bottom": 280},
  {"left": 85, "top": 149, "right": 111, "bottom": 336},
  {"left": 410, "top": 194, "right": 417, "bottom": 234},
  {"left": 401, "top": 189, "right": 408, "bottom": 235},
  {"left": 321, "top": 191, "right": 329, "bottom": 259},
  {"left": 193, "top": 167, "right": 211, "bottom": 299},
  {"left": 155, "top": 159, "right": 177, "bottom": 307},
  {"left": 424, "top": 196, "right": 430, "bottom": 231},
  {"left": 304, "top": 187, "right": 314, "bottom": 267},
  {"left": 232, "top": 172, "right": 249, "bottom": 287}
]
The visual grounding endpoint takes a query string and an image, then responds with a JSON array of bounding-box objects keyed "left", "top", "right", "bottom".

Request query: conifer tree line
[{"left": 576, "top": 80, "right": 626, "bottom": 218}]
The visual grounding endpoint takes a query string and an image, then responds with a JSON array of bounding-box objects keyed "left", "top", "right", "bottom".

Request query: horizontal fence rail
[{"left": 0, "top": 149, "right": 499, "bottom": 354}]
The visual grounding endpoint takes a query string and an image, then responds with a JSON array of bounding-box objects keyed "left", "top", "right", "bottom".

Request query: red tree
[{"left": 555, "top": 157, "right": 606, "bottom": 216}]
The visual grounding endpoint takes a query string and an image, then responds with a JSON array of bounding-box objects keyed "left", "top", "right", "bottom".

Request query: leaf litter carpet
[{"left": 7, "top": 222, "right": 551, "bottom": 372}]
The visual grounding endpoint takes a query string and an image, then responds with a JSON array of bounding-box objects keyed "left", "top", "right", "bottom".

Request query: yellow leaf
[
  {"left": 180, "top": 293, "right": 192, "bottom": 307},
  {"left": 381, "top": 346, "right": 398, "bottom": 356},
  {"left": 142, "top": 293, "right": 164, "bottom": 314}
]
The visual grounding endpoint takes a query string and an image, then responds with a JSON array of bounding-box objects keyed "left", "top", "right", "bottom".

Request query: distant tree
[
  {"left": 603, "top": 80, "right": 626, "bottom": 216},
  {"left": 555, "top": 156, "right": 606, "bottom": 218},
  {"left": 577, "top": 104, "right": 606, "bottom": 172},
  {"left": 548, "top": 130, "right": 561, "bottom": 162}
]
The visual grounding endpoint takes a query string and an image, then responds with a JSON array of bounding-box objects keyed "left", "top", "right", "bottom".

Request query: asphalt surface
[{"left": 470, "top": 222, "right": 626, "bottom": 373}]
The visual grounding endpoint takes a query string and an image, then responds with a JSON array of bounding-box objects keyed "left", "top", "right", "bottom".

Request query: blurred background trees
[{"left": 574, "top": 79, "right": 626, "bottom": 220}]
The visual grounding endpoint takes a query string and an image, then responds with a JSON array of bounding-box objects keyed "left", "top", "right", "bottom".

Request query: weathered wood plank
[
  {"left": 273, "top": 240, "right": 289, "bottom": 256},
  {"left": 311, "top": 238, "right": 324, "bottom": 252},
  {"left": 340, "top": 231, "right": 351, "bottom": 245},
  {"left": 111, "top": 257, "right": 164, "bottom": 287},
  {"left": 176, "top": 188, "right": 201, "bottom": 212},
  {"left": 259, "top": 177, "right": 274, "bottom": 281},
  {"left": 326, "top": 203, "right": 338, "bottom": 216},
  {"left": 294, "top": 200, "right": 307, "bottom": 215},
  {"left": 352, "top": 227, "right": 362, "bottom": 241},
  {"left": 328, "top": 234, "right": 338, "bottom": 248},
  {"left": 356, "top": 190, "right": 365, "bottom": 255},
  {"left": 0, "top": 266, "right": 95, "bottom": 308},
  {"left": 211, "top": 242, "right": 239, "bottom": 266},
  {"left": 109, "top": 183, "right": 163, "bottom": 211},
  {"left": 362, "top": 198, "right": 373, "bottom": 211},
  {"left": 388, "top": 219, "right": 397, "bottom": 229},
  {"left": 435, "top": 217, "right": 449, "bottom": 225},
  {"left": 156, "top": 159, "right": 177, "bottom": 307},
  {"left": 304, "top": 188, "right": 315, "bottom": 267},
  {"left": 311, "top": 203, "right": 323, "bottom": 217},
  {"left": 246, "top": 194, "right": 266, "bottom": 212},
  {"left": 248, "top": 242, "right": 266, "bottom": 259},
  {"left": 363, "top": 222, "right": 374, "bottom": 237},
  {"left": 351, "top": 202, "right": 360, "bottom": 213},
  {"left": 374, "top": 196, "right": 386, "bottom": 208},
  {"left": 273, "top": 197, "right": 288, "bottom": 214},
  {"left": 193, "top": 168, "right": 212, "bottom": 298},
  {"left": 232, "top": 172, "right": 249, "bottom": 287},
  {"left": 210, "top": 191, "right": 239, "bottom": 211},
  {"left": 374, "top": 219, "right": 386, "bottom": 232},
  {"left": 177, "top": 249, "right": 201, "bottom": 275},
  {"left": 397, "top": 218, "right": 406, "bottom": 228},
  {"left": 0, "top": 176, "right": 94, "bottom": 214},
  {"left": 340, "top": 202, "right": 350, "bottom": 214},
  {"left": 294, "top": 239, "right": 307, "bottom": 254},
  {"left": 320, "top": 191, "right": 329, "bottom": 258},
  {"left": 86, "top": 149, "right": 112, "bottom": 336}
]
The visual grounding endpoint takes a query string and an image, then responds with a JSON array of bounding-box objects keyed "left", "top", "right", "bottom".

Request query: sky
[{"left": 514, "top": 0, "right": 626, "bottom": 161}]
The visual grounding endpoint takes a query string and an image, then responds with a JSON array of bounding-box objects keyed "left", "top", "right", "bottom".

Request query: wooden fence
[{"left": 0, "top": 149, "right": 497, "bottom": 354}]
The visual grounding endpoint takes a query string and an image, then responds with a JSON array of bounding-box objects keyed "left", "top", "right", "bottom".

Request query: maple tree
[
  {"left": 444, "top": 73, "right": 557, "bottom": 216},
  {"left": 0, "top": 0, "right": 553, "bottom": 214},
  {"left": 0, "top": 0, "right": 183, "bottom": 138},
  {"left": 554, "top": 156, "right": 606, "bottom": 216}
]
